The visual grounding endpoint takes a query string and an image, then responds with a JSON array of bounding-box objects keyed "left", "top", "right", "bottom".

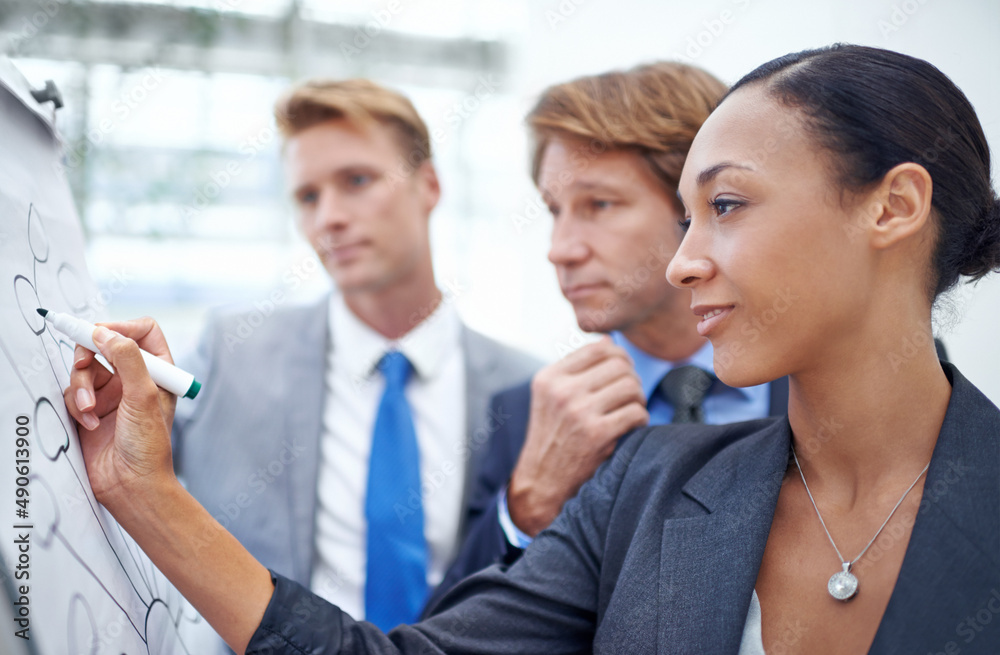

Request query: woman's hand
[
  {"left": 63, "top": 317, "right": 178, "bottom": 509},
  {"left": 64, "top": 316, "right": 274, "bottom": 652}
]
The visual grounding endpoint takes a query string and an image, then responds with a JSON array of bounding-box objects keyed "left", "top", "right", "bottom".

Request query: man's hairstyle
[
  {"left": 274, "top": 78, "right": 432, "bottom": 166},
  {"left": 527, "top": 62, "right": 727, "bottom": 212}
]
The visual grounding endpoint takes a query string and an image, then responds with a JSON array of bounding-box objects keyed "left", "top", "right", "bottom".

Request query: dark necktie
[
  {"left": 364, "top": 351, "right": 427, "bottom": 630},
  {"left": 658, "top": 365, "right": 714, "bottom": 424}
]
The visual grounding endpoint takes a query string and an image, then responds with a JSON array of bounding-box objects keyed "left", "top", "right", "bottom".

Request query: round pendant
[{"left": 828, "top": 568, "right": 858, "bottom": 601}]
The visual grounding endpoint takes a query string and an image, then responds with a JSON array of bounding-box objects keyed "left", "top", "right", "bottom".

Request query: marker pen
[{"left": 37, "top": 308, "right": 202, "bottom": 399}]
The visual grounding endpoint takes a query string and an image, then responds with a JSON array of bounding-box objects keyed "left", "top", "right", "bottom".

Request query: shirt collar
[
  {"left": 610, "top": 332, "right": 753, "bottom": 402},
  {"left": 329, "top": 292, "right": 460, "bottom": 382}
]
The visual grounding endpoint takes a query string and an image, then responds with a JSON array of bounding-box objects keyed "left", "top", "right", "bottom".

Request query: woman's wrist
[{"left": 100, "top": 470, "right": 185, "bottom": 530}]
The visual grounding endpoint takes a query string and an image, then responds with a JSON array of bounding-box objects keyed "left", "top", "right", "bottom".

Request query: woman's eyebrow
[{"left": 696, "top": 162, "right": 755, "bottom": 187}]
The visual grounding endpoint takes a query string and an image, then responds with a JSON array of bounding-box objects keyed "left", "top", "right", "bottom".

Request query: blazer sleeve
[
  {"left": 421, "top": 384, "right": 531, "bottom": 615},
  {"left": 246, "top": 427, "right": 651, "bottom": 655}
]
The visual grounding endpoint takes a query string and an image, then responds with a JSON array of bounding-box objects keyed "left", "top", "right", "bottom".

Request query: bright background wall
[{"left": 4, "top": 0, "right": 998, "bottom": 403}]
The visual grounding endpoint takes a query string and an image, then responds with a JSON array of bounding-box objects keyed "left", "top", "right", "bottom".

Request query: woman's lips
[{"left": 693, "top": 305, "right": 735, "bottom": 337}]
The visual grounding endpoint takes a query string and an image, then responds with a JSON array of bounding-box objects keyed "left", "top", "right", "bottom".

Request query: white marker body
[{"left": 43, "top": 311, "right": 198, "bottom": 398}]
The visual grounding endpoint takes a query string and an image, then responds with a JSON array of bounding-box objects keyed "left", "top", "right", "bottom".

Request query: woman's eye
[
  {"left": 349, "top": 174, "right": 372, "bottom": 187},
  {"left": 298, "top": 190, "right": 318, "bottom": 206},
  {"left": 710, "top": 198, "right": 741, "bottom": 216},
  {"left": 592, "top": 199, "right": 613, "bottom": 210},
  {"left": 678, "top": 217, "right": 691, "bottom": 232}
]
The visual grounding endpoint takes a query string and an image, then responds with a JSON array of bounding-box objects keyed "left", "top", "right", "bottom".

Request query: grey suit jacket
[
  {"left": 172, "top": 295, "right": 540, "bottom": 588},
  {"left": 247, "top": 362, "right": 1000, "bottom": 654}
]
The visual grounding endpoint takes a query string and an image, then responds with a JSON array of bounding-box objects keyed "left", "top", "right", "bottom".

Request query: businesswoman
[{"left": 67, "top": 44, "right": 999, "bottom": 653}]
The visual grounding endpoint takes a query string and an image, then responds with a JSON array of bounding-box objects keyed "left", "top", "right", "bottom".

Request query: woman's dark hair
[{"left": 726, "top": 44, "right": 1000, "bottom": 298}]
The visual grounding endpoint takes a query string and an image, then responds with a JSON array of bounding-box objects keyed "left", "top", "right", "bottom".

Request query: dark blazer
[
  {"left": 246, "top": 362, "right": 998, "bottom": 653},
  {"left": 423, "top": 375, "right": 791, "bottom": 613}
]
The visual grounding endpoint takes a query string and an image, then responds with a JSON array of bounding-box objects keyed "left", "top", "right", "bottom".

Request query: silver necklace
[{"left": 791, "top": 445, "right": 930, "bottom": 601}]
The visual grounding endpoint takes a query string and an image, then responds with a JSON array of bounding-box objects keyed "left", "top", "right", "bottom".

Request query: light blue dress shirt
[
  {"left": 614, "top": 333, "right": 770, "bottom": 425},
  {"left": 499, "top": 332, "right": 772, "bottom": 549}
]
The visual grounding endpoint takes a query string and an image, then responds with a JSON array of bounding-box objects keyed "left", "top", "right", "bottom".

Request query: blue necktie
[{"left": 364, "top": 351, "right": 428, "bottom": 630}]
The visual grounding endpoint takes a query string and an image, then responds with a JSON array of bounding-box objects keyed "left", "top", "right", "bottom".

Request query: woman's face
[{"left": 668, "top": 87, "right": 874, "bottom": 387}]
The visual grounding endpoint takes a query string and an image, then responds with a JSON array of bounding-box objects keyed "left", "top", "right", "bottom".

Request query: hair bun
[{"left": 959, "top": 196, "right": 1000, "bottom": 279}]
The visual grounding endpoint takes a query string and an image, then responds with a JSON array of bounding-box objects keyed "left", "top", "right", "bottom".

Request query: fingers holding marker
[
  {"left": 65, "top": 327, "right": 156, "bottom": 431},
  {"left": 64, "top": 384, "right": 99, "bottom": 431},
  {"left": 91, "top": 326, "right": 159, "bottom": 405},
  {"left": 44, "top": 311, "right": 200, "bottom": 400},
  {"left": 98, "top": 317, "right": 174, "bottom": 364},
  {"left": 66, "top": 344, "right": 101, "bottom": 430}
]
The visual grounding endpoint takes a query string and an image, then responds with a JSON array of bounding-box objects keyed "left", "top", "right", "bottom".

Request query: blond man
[
  {"left": 426, "top": 62, "right": 790, "bottom": 610},
  {"left": 171, "top": 79, "right": 539, "bottom": 644}
]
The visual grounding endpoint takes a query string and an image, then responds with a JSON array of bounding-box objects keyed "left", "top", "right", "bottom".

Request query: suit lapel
[
  {"left": 461, "top": 326, "right": 497, "bottom": 441},
  {"left": 459, "top": 326, "right": 500, "bottom": 521},
  {"left": 657, "top": 419, "right": 791, "bottom": 652},
  {"left": 281, "top": 296, "right": 331, "bottom": 586},
  {"left": 870, "top": 364, "right": 1000, "bottom": 651}
]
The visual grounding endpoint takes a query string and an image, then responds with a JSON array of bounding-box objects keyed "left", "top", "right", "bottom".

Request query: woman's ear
[{"left": 869, "top": 162, "right": 934, "bottom": 250}]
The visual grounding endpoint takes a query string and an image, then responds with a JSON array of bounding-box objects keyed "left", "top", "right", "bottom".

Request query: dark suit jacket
[
  {"left": 247, "top": 361, "right": 997, "bottom": 654},
  {"left": 425, "top": 339, "right": 949, "bottom": 612},
  {"left": 423, "top": 375, "right": 791, "bottom": 613}
]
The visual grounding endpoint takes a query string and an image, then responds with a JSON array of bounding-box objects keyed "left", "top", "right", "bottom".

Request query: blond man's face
[{"left": 284, "top": 118, "right": 439, "bottom": 296}]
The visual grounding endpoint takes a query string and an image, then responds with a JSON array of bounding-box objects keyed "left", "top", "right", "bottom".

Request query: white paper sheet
[{"left": 0, "top": 57, "right": 206, "bottom": 655}]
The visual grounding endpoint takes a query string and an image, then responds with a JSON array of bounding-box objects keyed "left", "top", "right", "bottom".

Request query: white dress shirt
[
  {"left": 310, "top": 293, "right": 467, "bottom": 620},
  {"left": 738, "top": 589, "right": 766, "bottom": 654}
]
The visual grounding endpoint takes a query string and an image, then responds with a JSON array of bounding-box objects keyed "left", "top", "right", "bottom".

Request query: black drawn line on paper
[
  {"left": 4, "top": 202, "right": 196, "bottom": 653},
  {"left": 14, "top": 274, "right": 44, "bottom": 335},
  {"left": 67, "top": 592, "right": 99, "bottom": 655},
  {"left": 29, "top": 473, "right": 144, "bottom": 641}
]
